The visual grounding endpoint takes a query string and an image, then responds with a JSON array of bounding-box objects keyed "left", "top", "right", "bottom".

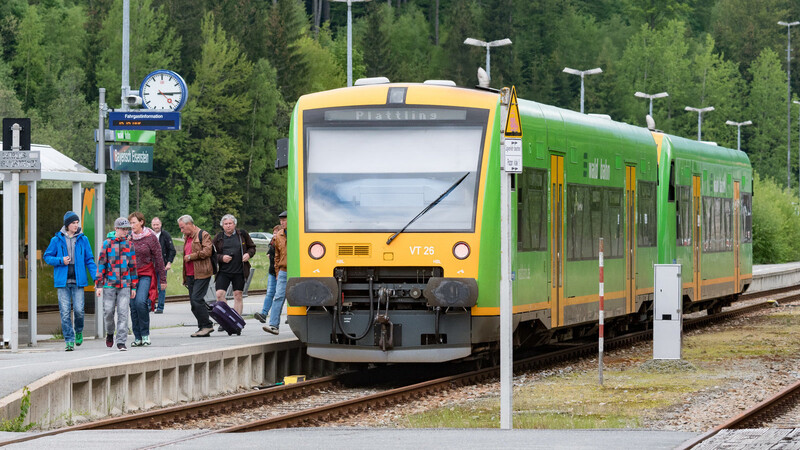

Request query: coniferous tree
[{"left": 265, "top": 0, "right": 309, "bottom": 101}]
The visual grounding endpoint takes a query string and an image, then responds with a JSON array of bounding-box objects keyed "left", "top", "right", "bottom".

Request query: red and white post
[{"left": 598, "top": 238, "right": 604, "bottom": 385}]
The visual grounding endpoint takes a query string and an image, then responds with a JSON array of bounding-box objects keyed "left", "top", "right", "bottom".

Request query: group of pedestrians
[{"left": 44, "top": 209, "right": 288, "bottom": 351}]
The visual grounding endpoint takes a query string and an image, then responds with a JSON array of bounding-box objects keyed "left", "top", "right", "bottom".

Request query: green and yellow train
[{"left": 283, "top": 79, "right": 752, "bottom": 363}]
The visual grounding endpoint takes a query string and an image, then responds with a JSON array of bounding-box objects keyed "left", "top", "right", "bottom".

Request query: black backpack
[{"left": 198, "top": 229, "right": 218, "bottom": 275}]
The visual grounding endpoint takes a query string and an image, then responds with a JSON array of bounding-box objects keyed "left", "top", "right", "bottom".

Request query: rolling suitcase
[{"left": 209, "top": 300, "right": 246, "bottom": 335}]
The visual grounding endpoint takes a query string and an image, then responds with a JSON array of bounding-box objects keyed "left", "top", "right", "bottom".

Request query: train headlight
[
  {"left": 309, "top": 242, "right": 326, "bottom": 259},
  {"left": 452, "top": 242, "right": 470, "bottom": 260}
]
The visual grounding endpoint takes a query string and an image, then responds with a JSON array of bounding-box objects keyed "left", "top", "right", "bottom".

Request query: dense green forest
[{"left": 1, "top": 0, "right": 800, "bottom": 237}]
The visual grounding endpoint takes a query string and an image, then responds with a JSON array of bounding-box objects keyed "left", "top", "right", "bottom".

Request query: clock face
[{"left": 140, "top": 70, "right": 188, "bottom": 111}]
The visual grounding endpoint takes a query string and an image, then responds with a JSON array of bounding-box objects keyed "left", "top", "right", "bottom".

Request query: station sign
[
  {"left": 109, "top": 111, "right": 180, "bottom": 131},
  {"left": 0, "top": 150, "right": 40, "bottom": 170},
  {"left": 109, "top": 145, "right": 153, "bottom": 172}
]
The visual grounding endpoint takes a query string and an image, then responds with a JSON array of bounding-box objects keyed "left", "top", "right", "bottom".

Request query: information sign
[
  {"left": 504, "top": 138, "right": 522, "bottom": 173},
  {"left": 109, "top": 145, "right": 153, "bottom": 172},
  {"left": 109, "top": 111, "right": 180, "bottom": 131},
  {"left": 0, "top": 151, "right": 40, "bottom": 170}
]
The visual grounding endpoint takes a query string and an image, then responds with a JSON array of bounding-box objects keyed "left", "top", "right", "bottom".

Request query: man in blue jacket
[{"left": 43, "top": 211, "right": 97, "bottom": 351}]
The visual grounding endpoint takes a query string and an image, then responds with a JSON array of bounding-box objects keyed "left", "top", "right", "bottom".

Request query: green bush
[
  {"left": 752, "top": 173, "right": 800, "bottom": 263},
  {"left": 0, "top": 387, "right": 35, "bottom": 432}
]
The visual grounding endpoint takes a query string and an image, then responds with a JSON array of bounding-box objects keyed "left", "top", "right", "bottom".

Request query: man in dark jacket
[
  {"left": 213, "top": 214, "right": 256, "bottom": 320},
  {"left": 151, "top": 217, "right": 176, "bottom": 314},
  {"left": 43, "top": 211, "right": 97, "bottom": 351}
]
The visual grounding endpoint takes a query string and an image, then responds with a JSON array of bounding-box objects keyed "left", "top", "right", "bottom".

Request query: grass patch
[{"left": 403, "top": 306, "right": 800, "bottom": 429}]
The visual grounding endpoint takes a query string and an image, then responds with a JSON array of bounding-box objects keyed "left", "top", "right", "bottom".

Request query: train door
[
  {"left": 733, "top": 181, "right": 740, "bottom": 292},
  {"left": 693, "top": 175, "right": 702, "bottom": 301},
  {"left": 625, "top": 166, "right": 636, "bottom": 313},
  {"left": 550, "top": 155, "right": 564, "bottom": 327}
]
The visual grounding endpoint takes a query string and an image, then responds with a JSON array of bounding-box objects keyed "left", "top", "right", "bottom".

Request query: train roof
[{"left": 662, "top": 133, "right": 751, "bottom": 168}]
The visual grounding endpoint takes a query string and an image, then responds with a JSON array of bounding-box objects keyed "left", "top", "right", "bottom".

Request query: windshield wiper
[{"left": 386, "top": 172, "right": 471, "bottom": 245}]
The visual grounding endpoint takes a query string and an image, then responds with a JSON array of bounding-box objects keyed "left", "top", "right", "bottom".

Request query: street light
[
  {"left": 332, "top": 0, "right": 371, "bottom": 87},
  {"left": 563, "top": 67, "right": 603, "bottom": 113},
  {"left": 779, "top": 20, "right": 799, "bottom": 188},
  {"left": 725, "top": 120, "right": 752, "bottom": 151},
  {"left": 634, "top": 91, "right": 669, "bottom": 117},
  {"left": 685, "top": 106, "right": 715, "bottom": 141},
  {"left": 463, "top": 37, "right": 512, "bottom": 81}
]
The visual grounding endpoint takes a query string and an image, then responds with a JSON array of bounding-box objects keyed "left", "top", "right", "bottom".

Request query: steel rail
[{"left": 677, "top": 379, "right": 800, "bottom": 449}]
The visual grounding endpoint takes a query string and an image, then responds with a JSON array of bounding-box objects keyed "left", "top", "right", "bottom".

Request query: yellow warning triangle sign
[{"left": 504, "top": 86, "right": 522, "bottom": 138}]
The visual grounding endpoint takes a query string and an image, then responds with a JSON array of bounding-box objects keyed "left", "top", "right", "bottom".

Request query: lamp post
[
  {"left": 779, "top": 21, "right": 799, "bottom": 188},
  {"left": 463, "top": 38, "right": 512, "bottom": 81},
  {"left": 332, "top": 0, "right": 371, "bottom": 87},
  {"left": 685, "top": 106, "right": 715, "bottom": 141},
  {"left": 634, "top": 91, "right": 669, "bottom": 117},
  {"left": 563, "top": 67, "right": 603, "bottom": 113},
  {"left": 725, "top": 120, "right": 752, "bottom": 151}
]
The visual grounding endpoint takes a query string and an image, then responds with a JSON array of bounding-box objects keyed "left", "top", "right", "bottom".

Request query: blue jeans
[
  {"left": 156, "top": 272, "right": 166, "bottom": 312},
  {"left": 57, "top": 284, "right": 84, "bottom": 343},
  {"left": 268, "top": 271, "right": 287, "bottom": 329},
  {"left": 260, "top": 273, "right": 277, "bottom": 316},
  {"left": 130, "top": 275, "right": 152, "bottom": 340}
]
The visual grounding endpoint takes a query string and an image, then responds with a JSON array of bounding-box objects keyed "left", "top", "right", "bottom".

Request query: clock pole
[{"left": 119, "top": 0, "right": 131, "bottom": 218}]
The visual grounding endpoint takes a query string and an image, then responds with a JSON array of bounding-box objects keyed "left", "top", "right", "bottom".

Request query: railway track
[
  {"left": 1, "top": 290, "right": 791, "bottom": 448},
  {"left": 678, "top": 379, "right": 800, "bottom": 449}
]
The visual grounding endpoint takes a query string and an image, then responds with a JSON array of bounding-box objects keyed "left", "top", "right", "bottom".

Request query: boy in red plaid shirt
[{"left": 96, "top": 218, "right": 138, "bottom": 351}]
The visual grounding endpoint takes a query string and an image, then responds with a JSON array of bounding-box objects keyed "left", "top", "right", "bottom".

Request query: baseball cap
[
  {"left": 114, "top": 217, "right": 132, "bottom": 229},
  {"left": 278, "top": 211, "right": 287, "bottom": 218}
]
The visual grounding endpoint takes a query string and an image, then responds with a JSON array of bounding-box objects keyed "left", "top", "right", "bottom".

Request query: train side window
[
  {"left": 518, "top": 168, "right": 547, "bottom": 252},
  {"left": 637, "top": 181, "right": 657, "bottom": 247},
  {"left": 590, "top": 187, "right": 603, "bottom": 258},
  {"left": 741, "top": 193, "right": 752, "bottom": 243},
  {"left": 604, "top": 188, "right": 624, "bottom": 258},
  {"left": 668, "top": 162, "right": 675, "bottom": 202},
  {"left": 675, "top": 186, "right": 690, "bottom": 247}
]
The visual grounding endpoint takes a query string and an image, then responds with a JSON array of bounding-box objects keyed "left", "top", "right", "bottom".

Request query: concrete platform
[
  {"left": 0, "top": 428, "right": 699, "bottom": 449},
  {"left": 0, "top": 295, "right": 334, "bottom": 428}
]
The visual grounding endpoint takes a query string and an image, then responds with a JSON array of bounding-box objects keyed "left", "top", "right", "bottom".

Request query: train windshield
[{"left": 304, "top": 108, "right": 487, "bottom": 232}]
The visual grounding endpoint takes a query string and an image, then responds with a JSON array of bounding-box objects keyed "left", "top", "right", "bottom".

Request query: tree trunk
[
  {"left": 323, "top": 0, "right": 330, "bottom": 23},
  {"left": 434, "top": 0, "right": 439, "bottom": 45}
]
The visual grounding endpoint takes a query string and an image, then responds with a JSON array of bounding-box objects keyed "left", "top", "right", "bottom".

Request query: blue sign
[
  {"left": 109, "top": 111, "right": 181, "bottom": 131},
  {"left": 109, "top": 145, "right": 154, "bottom": 172}
]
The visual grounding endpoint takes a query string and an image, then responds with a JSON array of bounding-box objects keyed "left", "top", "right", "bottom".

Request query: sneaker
[
  {"left": 131, "top": 339, "right": 144, "bottom": 347},
  {"left": 117, "top": 343, "right": 127, "bottom": 351},
  {"left": 154, "top": 310, "right": 163, "bottom": 314},
  {"left": 106, "top": 334, "right": 114, "bottom": 348},
  {"left": 143, "top": 336, "right": 151, "bottom": 346},
  {"left": 65, "top": 342, "right": 74, "bottom": 351},
  {"left": 263, "top": 325, "right": 279, "bottom": 335},
  {"left": 254, "top": 313, "right": 267, "bottom": 323},
  {"left": 76, "top": 333, "right": 83, "bottom": 346}
]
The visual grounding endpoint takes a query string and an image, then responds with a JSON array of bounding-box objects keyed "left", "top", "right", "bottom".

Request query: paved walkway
[{"left": 0, "top": 293, "right": 290, "bottom": 400}]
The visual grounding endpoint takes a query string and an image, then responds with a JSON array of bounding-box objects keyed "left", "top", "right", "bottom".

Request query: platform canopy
[{"left": 0, "top": 142, "right": 105, "bottom": 184}]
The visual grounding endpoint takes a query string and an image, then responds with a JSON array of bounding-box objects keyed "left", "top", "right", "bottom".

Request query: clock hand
[{"left": 158, "top": 90, "right": 174, "bottom": 104}]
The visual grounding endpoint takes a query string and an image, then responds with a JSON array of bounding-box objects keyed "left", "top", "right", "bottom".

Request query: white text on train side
[
  {"left": 410, "top": 246, "right": 435, "bottom": 256},
  {"left": 588, "top": 158, "right": 611, "bottom": 180}
]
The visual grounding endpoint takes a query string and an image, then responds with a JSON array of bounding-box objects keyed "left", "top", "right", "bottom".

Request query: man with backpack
[{"left": 178, "top": 214, "right": 214, "bottom": 337}]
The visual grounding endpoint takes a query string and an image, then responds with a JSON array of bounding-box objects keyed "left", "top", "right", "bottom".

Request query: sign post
[
  {"left": 599, "top": 238, "right": 604, "bottom": 385},
  {"left": 1, "top": 119, "right": 36, "bottom": 351},
  {"left": 500, "top": 86, "right": 522, "bottom": 430}
]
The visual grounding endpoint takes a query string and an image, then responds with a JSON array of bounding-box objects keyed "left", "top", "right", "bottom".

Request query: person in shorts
[{"left": 212, "top": 214, "right": 256, "bottom": 324}]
